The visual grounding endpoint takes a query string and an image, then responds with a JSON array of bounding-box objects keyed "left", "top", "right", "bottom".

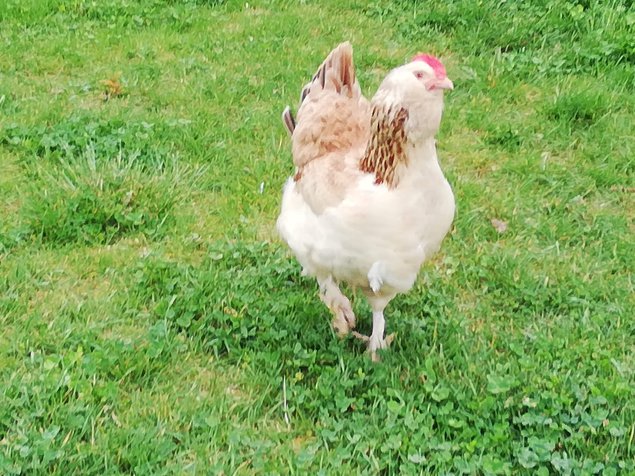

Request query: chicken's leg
[
  {"left": 361, "top": 295, "right": 396, "bottom": 361},
  {"left": 317, "top": 275, "right": 356, "bottom": 336}
]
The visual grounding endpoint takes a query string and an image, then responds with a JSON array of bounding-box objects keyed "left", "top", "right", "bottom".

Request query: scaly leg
[
  {"left": 356, "top": 295, "right": 395, "bottom": 361},
  {"left": 368, "top": 309, "right": 386, "bottom": 352},
  {"left": 317, "top": 275, "right": 356, "bottom": 336}
]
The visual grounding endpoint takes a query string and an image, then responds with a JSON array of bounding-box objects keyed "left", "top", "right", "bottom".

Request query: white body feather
[{"left": 277, "top": 140, "right": 455, "bottom": 295}]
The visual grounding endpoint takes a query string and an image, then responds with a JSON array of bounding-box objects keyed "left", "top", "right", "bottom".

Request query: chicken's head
[
  {"left": 373, "top": 54, "right": 452, "bottom": 141},
  {"left": 382, "top": 54, "right": 453, "bottom": 100},
  {"left": 409, "top": 54, "right": 453, "bottom": 91}
]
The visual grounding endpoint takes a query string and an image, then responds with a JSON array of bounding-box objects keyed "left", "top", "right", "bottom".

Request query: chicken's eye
[{"left": 414, "top": 71, "right": 425, "bottom": 79}]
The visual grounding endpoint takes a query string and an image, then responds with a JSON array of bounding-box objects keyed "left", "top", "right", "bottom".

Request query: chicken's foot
[
  {"left": 318, "top": 275, "right": 356, "bottom": 337},
  {"left": 351, "top": 310, "right": 396, "bottom": 362}
]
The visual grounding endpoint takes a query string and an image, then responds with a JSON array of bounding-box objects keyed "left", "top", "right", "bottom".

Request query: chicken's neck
[{"left": 359, "top": 103, "right": 437, "bottom": 188}]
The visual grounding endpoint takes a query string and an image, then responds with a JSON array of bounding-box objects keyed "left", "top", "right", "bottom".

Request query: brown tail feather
[
  {"left": 282, "top": 106, "right": 295, "bottom": 136},
  {"left": 308, "top": 42, "right": 357, "bottom": 97},
  {"left": 281, "top": 43, "right": 357, "bottom": 138},
  {"left": 300, "top": 85, "right": 310, "bottom": 103},
  {"left": 288, "top": 42, "right": 369, "bottom": 172}
]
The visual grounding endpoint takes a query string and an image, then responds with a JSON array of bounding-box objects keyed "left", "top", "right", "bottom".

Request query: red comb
[{"left": 412, "top": 53, "right": 447, "bottom": 78}]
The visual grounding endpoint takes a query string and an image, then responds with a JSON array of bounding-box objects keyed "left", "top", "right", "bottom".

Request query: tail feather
[
  {"left": 309, "top": 41, "right": 357, "bottom": 98},
  {"left": 284, "top": 42, "right": 369, "bottom": 172},
  {"left": 281, "top": 42, "right": 358, "bottom": 138},
  {"left": 300, "top": 85, "right": 310, "bottom": 103},
  {"left": 282, "top": 106, "right": 295, "bottom": 136}
]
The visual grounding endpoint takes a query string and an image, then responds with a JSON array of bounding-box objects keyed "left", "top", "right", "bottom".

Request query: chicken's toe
[
  {"left": 367, "top": 333, "right": 396, "bottom": 362},
  {"left": 332, "top": 315, "right": 349, "bottom": 337},
  {"left": 331, "top": 309, "right": 353, "bottom": 337}
]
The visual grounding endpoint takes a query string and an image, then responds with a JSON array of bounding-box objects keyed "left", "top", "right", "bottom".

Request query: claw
[
  {"left": 385, "top": 332, "right": 396, "bottom": 346},
  {"left": 332, "top": 305, "right": 356, "bottom": 338},
  {"left": 351, "top": 331, "right": 369, "bottom": 342},
  {"left": 332, "top": 317, "right": 350, "bottom": 337},
  {"left": 351, "top": 331, "right": 397, "bottom": 361},
  {"left": 343, "top": 307, "right": 356, "bottom": 329},
  {"left": 368, "top": 333, "right": 396, "bottom": 362}
]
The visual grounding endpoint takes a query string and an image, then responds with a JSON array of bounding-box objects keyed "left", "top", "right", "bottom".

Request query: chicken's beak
[{"left": 436, "top": 77, "right": 454, "bottom": 90}]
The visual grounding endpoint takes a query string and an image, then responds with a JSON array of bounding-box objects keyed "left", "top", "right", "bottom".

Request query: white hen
[{"left": 277, "top": 42, "right": 455, "bottom": 360}]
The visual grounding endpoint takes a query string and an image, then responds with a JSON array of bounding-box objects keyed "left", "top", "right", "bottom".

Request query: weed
[
  {"left": 22, "top": 150, "right": 186, "bottom": 245},
  {"left": 545, "top": 90, "right": 611, "bottom": 126}
]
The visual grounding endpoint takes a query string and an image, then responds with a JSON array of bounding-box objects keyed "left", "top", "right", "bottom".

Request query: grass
[{"left": 1, "top": 0, "right": 634, "bottom": 474}]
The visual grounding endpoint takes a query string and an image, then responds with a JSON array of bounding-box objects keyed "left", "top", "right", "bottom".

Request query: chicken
[{"left": 276, "top": 42, "right": 455, "bottom": 360}]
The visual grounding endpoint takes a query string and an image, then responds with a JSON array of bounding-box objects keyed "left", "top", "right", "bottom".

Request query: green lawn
[{"left": 1, "top": 0, "right": 634, "bottom": 474}]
